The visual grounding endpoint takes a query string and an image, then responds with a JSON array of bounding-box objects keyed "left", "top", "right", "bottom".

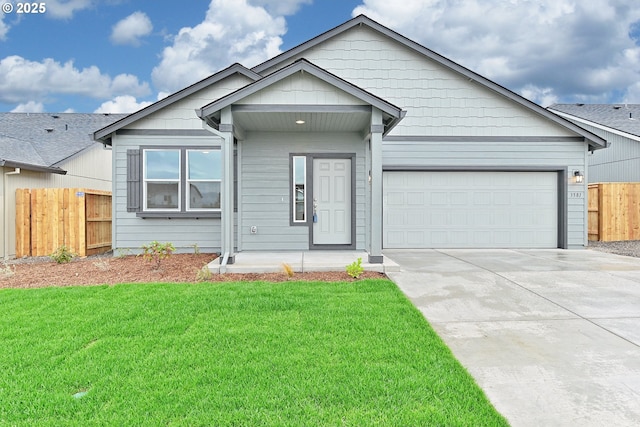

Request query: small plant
[
  {"left": 115, "top": 248, "right": 133, "bottom": 258},
  {"left": 141, "top": 241, "right": 175, "bottom": 270},
  {"left": 190, "top": 243, "right": 201, "bottom": 255},
  {"left": 195, "top": 264, "right": 213, "bottom": 282},
  {"left": 346, "top": 257, "right": 364, "bottom": 279},
  {"left": 50, "top": 245, "right": 75, "bottom": 264},
  {"left": 281, "top": 263, "right": 295, "bottom": 279},
  {"left": 0, "top": 263, "right": 15, "bottom": 278}
]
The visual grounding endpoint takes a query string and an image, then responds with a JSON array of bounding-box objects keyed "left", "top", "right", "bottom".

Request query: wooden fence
[
  {"left": 588, "top": 183, "right": 640, "bottom": 241},
  {"left": 16, "top": 188, "right": 112, "bottom": 257}
]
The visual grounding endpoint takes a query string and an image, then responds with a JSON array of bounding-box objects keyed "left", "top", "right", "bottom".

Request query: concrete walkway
[
  {"left": 208, "top": 251, "right": 399, "bottom": 274},
  {"left": 385, "top": 249, "right": 640, "bottom": 427}
]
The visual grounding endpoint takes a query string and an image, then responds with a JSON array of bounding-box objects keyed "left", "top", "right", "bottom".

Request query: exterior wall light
[
  {"left": 573, "top": 170, "right": 584, "bottom": 184},
  {"left": 295, "top": 120, "right": 305, "bottom": 124}
]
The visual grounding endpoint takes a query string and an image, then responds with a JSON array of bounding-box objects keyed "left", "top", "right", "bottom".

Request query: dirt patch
[{"left": 0, "top": 253, "right": 385, "bottom": 289}]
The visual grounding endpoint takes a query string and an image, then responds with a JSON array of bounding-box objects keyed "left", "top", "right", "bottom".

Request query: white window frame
[
  {"left": 143, "top": 148, "right": 181, "bottom": 212},
  {"left": 186, "top": 149, "right": 221, "bottom": 212},
  {"left": 292, "top": 155, "right": 307, "bottom": 223}
]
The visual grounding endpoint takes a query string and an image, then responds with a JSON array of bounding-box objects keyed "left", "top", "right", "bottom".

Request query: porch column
[
  {"left": 369, "top": 108, "right": 384, "bottom": 264},
  {"left": 219, "top": 106, "right": 235, "bottom": 264}
]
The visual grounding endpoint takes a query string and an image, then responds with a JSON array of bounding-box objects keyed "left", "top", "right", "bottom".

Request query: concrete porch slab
[{"left": 207, "top": 251, "right": 399, "bottom": 274}]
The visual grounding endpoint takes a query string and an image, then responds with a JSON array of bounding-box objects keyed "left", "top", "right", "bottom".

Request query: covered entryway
[
  {"left": 383, "top": 171, "right": 558, "bottom": 248},
  {"left": 195, "top": 59, "right": 405, "bottom": 260},
  {"left": 312, "top": 158, "right": 352, "bottom": 245}
]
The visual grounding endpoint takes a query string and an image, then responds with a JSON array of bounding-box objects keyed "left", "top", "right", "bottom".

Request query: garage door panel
[{"left": 383, "top": 171, "right": 558, "bottom": 249}]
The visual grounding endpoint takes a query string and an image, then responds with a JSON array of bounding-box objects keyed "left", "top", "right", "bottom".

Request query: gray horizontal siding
[
  {"left": 581, "top": 124, "right": 640, "bottom": 182},
  {"left": 112, "top": 134, "right": 222, "bottom": 253},
  {"left": 239, "top": 131, "right": 366, "bottom": 251}
]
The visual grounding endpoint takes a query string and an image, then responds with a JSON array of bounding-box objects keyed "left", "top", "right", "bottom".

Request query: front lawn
[{"left": 0, "top": 280, "right": 508, "bottom": 426}]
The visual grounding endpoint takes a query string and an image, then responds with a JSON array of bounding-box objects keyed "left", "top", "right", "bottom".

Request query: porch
[{"left": 207, "top": 251, "right": 400, "bottom": 274}]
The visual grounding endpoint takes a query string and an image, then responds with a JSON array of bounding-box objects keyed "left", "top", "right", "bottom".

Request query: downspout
[
  {"left": 3, "top": 168, "right": 21, "bottom": 260},
  {"left": 201, "top": 121, "right": 230, "bottom": 273}
]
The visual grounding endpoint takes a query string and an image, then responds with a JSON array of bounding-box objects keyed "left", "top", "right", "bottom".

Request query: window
[
  {"left": 292, "top": 156, "right": 306, "bottom": 222},
  {"left": 187, "top": 150, "right": 221, "bottom": 210},
  {"left": 142, "top": 147, "right": 221, "bottom": 213},
  {"left": 144, "top": 149, "right": 180, "bottom": 210}
]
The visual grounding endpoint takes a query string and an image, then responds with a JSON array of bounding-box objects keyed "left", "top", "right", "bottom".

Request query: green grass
[{"left": 0, "top": 280, "right": 508, "bottom": 426}]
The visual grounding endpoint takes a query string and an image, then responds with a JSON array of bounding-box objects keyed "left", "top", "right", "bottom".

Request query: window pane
[
  {"left": 146, "top": 182, "right": 179, "bottom": 209},
  {"left": 188, "top": 150, "right": 221, "bottom": 180},
  {"left": 293, "top": 156, "right": 305, "bottom": 222},
  {"left": 294, "top": 156, "right": 305, "bottom": 184},
  {"left": 146, "top": 150, "right": 180, "bottom": 179},
  {"left": 189, "top": 182, "right": 220, "bottom": 209}
]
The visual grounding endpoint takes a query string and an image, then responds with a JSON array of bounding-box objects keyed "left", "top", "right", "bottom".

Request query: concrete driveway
[{"left": 384, "top": 249, "right": 640, "bottom": 427}]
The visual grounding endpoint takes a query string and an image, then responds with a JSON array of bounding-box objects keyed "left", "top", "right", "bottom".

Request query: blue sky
[{"left": 2, "top": 0, "right": 640, "bottom": 113}]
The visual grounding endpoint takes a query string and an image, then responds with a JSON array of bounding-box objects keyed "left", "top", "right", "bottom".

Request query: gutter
[
  {"left": 3, "top": 167, "right": 20, "bottom": 260},
  {"left": 219, "top": 252, "right": 230, "bottom": 274},
  {"left": 201, "top": 120, "right": 234, "bottom": 272}
]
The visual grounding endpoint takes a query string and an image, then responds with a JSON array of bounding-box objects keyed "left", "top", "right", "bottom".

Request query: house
[
  {"left": 94, "top": 15, "right": 606, "bottom": 264},
  {"left": 0, "top": 112, "right": 126, "bottom": 259},
  {"left": 548, "top": 104, "right": 639, "bottom": 183}
]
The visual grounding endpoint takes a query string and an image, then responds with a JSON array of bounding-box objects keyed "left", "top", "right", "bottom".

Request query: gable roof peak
[{"left": 94, "top": 63, "right": 261, "bottom": 143}]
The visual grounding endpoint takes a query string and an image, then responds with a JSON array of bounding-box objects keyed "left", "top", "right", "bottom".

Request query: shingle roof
[
  {"left": 548, "top": 104, "right": 640, "bottom": 138},
  {"left": 0, "top": 113, "right": 126, "bottom": 173}
]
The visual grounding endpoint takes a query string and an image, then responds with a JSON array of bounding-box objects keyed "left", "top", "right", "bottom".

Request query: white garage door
[{"left": 383, "top": 171, "right": 558, "bottom": 248}]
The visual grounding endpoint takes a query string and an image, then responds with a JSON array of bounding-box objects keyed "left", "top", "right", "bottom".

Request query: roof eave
[
  {"left": 94, "top": 64, "right": 261, "bottom": 143},
  {"left": 1, "top": 159, "right": 67, "bottom": 174},
  {"left": 252, "top": 15, "right": 605, "bottom": 149}
]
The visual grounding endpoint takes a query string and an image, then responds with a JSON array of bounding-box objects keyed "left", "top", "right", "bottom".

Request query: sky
[{"left": 1, "top": 0, "right": 640, "bottom": 114}]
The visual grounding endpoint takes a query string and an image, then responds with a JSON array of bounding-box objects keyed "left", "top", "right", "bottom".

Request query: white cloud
[
  {"left": 151, "top": 0, "right": 285, "bottom": 93},
  {"left": 93, "top": 95, "right": 153, "bottom": 114},
  {"left": 0, "top": 55, "right": 150, "bottom": 104},
  {"left": 249, "top": 0, "right": 312, "bottom": 16},
  {"left": 11, "top": 101, "right": 44, "bottom": 113},
  {"left": 0, "top": 14, "right": 9, "bottom": 40},
  {"left": 46, "top": 0, "right": 94, "bottom": 19},
  {"left": 519, "top": 85, "right": 559, "bottom": 108},
  {"left": 353, "top": 0, "right": 640, "bottom": 103},
  {"left": 110, "top": 11, "right": 153, "bottom": 46}
]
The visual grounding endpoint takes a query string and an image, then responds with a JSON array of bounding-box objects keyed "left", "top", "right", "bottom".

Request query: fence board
[
  {"left": 588, "top": 183, "right": 640, "bottom": 241},
  {"left": 15, "top": 189, "right": 31, "bottom": 257},
  {"left": 15, "top": 188, "right": 112, "bottom": 257},
  {"left": 588, "top": 184, "right": 599, "bottom": 241}
]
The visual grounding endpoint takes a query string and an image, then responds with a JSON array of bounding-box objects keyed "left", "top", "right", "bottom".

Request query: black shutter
[{"left": 126, "top": 149, "right": 141, "bottom": 212}]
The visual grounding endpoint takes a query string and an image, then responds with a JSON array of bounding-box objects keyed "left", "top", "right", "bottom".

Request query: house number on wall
[{"left": 569, "top": 192, "right": 583, "bottom": 199}]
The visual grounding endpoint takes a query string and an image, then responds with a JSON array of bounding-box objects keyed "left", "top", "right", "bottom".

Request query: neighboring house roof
[
  {"left": 548, "top": 103, "right": 640, "bottom": 141},
  {"left": 94, "top": 63, "right": 261, "bottom": 143},
  {"left": 197, "top": 58, "right": 406, "bottom": 135},
  {"left": 0, "top": 112, "right": 126, "bottom": 174}
]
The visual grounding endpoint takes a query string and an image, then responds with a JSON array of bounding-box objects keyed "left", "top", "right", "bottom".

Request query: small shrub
[
  {"left": 282, "top": 263, "right": 294, "bottom": 279},
  {"left": 191, "top": 243, "right": 201, "bottom": 255},
  {"left": 115, "top": 248, "right": 133, "bottom": 258},
  {"left": 50, "top": 245, "right": 75, "bottom": 264},
  {"left": 346, "top": 257, "right": 364, "bottom": 279},
  {"left": 0, "top": 263, "right": 15, "bottom": 278},
  {"left": 196, "top": 265, "right": 213, "bottom": 282},
  {"left": 141, "top": 241, "right": 175, "bottom": 270}
]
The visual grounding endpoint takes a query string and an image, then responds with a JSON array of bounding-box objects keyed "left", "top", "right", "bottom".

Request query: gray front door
[{"left": 312, "top": 158, "right": 351, "bottom": 245}]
